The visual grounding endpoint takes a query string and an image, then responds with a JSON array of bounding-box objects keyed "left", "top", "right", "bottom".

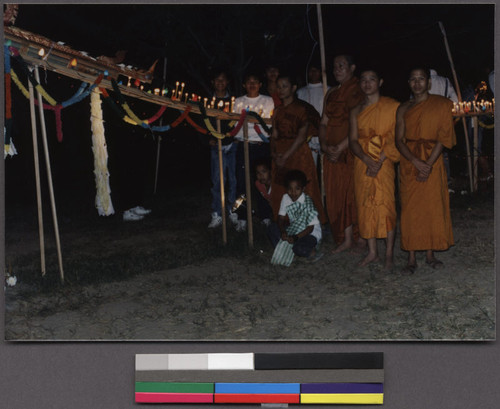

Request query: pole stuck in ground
[
  {"left": 217, "top": 119, "right": 227, "bottom": 244},
  {"left": 316, "top": 4, "right": 327, "bottom": 202},
  {"left": 34, "top": 66, "right": 64, "bottom": 283},
  {"left": 243, "top": 119, "right": 254, "bottom": 249},
  {"left": 28, "top": 76, "right": 46, "bottom": 276},
  {"left": 438, "top": 21, "right": 474, "bottom": 192}
]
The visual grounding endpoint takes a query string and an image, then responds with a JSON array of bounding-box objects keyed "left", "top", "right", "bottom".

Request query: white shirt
[
  {"left": 296, "top": 82, "right": 329, "bottom": 115},
  {"left": 232, "top": 94, "right": 275, "bottom": 143},
  {"left": 429, "top": 69, "right": 458, "bottom": 102},
  {"left": 279, "top": 193, "right": 322, "bottom": 242}
]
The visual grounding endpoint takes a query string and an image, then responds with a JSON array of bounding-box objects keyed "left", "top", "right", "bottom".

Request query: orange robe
[
  {"left": 353, "top": 97, "right": 400, "bottom": 239},
  {"left": 323, "top": 76, "right": 364, "bottom": 243},
  {"left": 270, "top": 99, "right": 326, "bottom": 223},
  {"left": 400, "top": 94, "right": 456, "bottom": 251}
]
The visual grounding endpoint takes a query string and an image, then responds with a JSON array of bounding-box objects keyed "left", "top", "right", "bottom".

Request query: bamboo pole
[
  {"left": 153, "top": 54, "right": 167, "bottom": 195},
  {"left": 34, "top": 66, "right": 64, "bottom": 283},
  {"left": 243, "top": 120, "right": 254, "bottom": 248},
  {"left": 316, "top": 4, "right": 327, "bottom": 202},
  {"left": 28, "top": 77, "right": 46, "bottom": 276},
  {"left": 473, "top": 116, "right": 479, "bottom": 191},
  {"left": 438, "top": 21, "right": 473, "bottom": 192},
  {"left": 217, "top": 119, "right": 227, "bottom": 244}
]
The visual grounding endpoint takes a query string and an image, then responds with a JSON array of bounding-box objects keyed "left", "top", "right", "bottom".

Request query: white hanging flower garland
[{"left": 90, "top": 88, "right": 114, "bottom": 216}]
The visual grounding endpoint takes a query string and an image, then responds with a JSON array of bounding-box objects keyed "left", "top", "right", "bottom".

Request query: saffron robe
[
  {"left": 399, "top": 94, "right": 456, "bottom": 251},
  {"left": 353, "top": 97, "right": 400, "bottom": 239},
  {"left": 270, "top": 99, "right": 326, "bottom": 223},
  {"left": 323, "top": 76, "right": 364, "bottom": 243}
]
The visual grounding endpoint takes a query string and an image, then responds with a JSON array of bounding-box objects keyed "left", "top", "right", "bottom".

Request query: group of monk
[{"left": 317, "top": 54, "right": 455, "bottom": 274}]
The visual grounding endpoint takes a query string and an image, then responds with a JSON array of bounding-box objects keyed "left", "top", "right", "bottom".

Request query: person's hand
[
  {"left": 281, "top": 231, "right": 288, "bottom": 241},
  {"left": 416, "top": 170, "right": 430, "bottom": 182},
  {"left": 365, "top": 157, "right": 381, "bottom": 177},
  {"left": 275, "top": 154, "right": 287, "bottom": 168},
  {"left": 286, "top": 235, "right": 295, "bottom": 244},
  {"left": 326, "top": 145, "right": 341, "bottom": 162},
  {"left": 412, "top": 158, "right": 432, "bottom": 177}
]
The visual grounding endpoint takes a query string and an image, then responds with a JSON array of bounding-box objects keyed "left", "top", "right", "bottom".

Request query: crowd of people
[{"left": 204, "top": 55, "right": 493, "bottom": 273}]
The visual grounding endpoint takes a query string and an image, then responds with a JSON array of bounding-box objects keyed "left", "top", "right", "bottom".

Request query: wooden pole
[
  {"left": 217, "top": 119, "right": 227, "bottom": 244},
  {"left": 316, "top": 4, "right": 327, "bottom": 202},
  {"left": 473, "top": 116, "right": 479, "bottom": 192},
  {"left": 438, "top": 21, "right": 473, "bottom": 192},
  {"left": 34, "top": 66, "right": 64, "bottom": 283},
  {"left": 153, "top": 54, "right": 167, "bottom": 195},
  {"left": 243, "top": 120, "right": 254, "bottom": 248},
  {"left": 28, "top": 77, "right": 46, "bottom": 276}
]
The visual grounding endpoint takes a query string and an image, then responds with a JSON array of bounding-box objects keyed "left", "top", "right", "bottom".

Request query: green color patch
[{"left": 135, "top": 382, "right": 214, "bottom": 393}]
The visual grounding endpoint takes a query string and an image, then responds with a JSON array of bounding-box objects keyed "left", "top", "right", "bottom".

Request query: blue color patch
[{"left": 215, "top": 383, "right": 300, "bottom": 394}]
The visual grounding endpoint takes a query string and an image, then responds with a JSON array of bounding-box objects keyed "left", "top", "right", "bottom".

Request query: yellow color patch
[{"left": 301, "top": 393, "right": 384, "bottom": 404}]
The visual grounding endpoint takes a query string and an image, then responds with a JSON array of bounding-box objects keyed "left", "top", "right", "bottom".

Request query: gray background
[{"left": 1, "top": 0, "right": 499, "bottom": 408}]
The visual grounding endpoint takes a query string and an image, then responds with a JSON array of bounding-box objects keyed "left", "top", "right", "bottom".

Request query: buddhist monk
[
  {"left": 319, "top": 54, "right": 364, "bottom": 253},
  {"left": 270, "top": 74, "right": 327, "bottom": 224},
  {"left": 395, "top": 67, "right": 456, "bottom": 274},
  {"left": 349, "top": 70, "right": 400, "bottom": 269}
]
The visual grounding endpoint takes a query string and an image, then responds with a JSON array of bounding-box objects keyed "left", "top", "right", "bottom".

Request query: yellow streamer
[
  {"left": 10, "top": 70, "right": 30, "bottom": 99},
  {"left": 35, "top": 84, "right": 57, "bottom": 106},
  {"left": 124, "top": 116, "right": 137, "bottom": 125},
  {"left": 203, "top": 117, "right": 225, "bottom": 139},
  {"left": 122, "top": 102, "right": 147, "bottom": 127}
]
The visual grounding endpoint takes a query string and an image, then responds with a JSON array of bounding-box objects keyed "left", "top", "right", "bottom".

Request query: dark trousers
[
  {"left": 268, "top": 222, "right": 317, "bottom": 258},
  {"left": 235, "top": 141, "right": 270, "bottom": 220}
]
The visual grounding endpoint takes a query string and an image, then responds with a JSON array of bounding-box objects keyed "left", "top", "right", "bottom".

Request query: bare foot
[
  {"left": 357, "top": 253, "right": 379, "bottom": 266},
  {"left": 331, "top": 241, "right": 352, "bottom": 254},
  {"left": 384, "top": 258, "right": 394, "bottom": 271},
  {"left": 425, "top": 257, "right": 443, "bottom": 269},
  {"left": 401, "top": 263, "right": 417, "bottom": 275}
]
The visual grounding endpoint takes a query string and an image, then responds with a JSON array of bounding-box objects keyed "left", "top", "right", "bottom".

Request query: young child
[
  {"left": 254, "top": 158, "right": 273, "bottom": 226},
  {"left": 270, "top": 170, "right": 323, "bottom": 266}
]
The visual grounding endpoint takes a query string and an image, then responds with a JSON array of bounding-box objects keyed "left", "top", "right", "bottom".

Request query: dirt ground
[{"left": 3, "top": 178, "right": 495, "bottom": 341}]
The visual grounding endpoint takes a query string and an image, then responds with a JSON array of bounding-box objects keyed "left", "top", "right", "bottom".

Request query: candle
[
  {"left": 154, "top": 88, "right": 160, "bottom": 95},
  {"left": 127, "top": 77, "right": 131, "bottom": 87},
  {"left": 174, "top": 81, "right": 179, "bottom": 99},
  {"left": 231, "top": 96, "right": 235, "bottom": 112},
  {"left": 38, "top": 48, "right": 45, "bottom": 57},
  {"left": 180, "top": 82, "right": 185, "bottom": 99},
  {"left": 224, "top": 102, "right": 230, "bottom": 112},
  {"left": 184, "top": 93, "right": 189, "bottom": 103},
  {"left": 218, "top": 100, "right": 224, "bottom": 110},
  {"left": 204, "top": 97, "right": 208, "bottom": 108}
]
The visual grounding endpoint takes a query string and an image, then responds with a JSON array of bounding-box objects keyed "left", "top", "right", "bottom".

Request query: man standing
[
  {"left": 395, "top": 67, "right": 456, "bottom": 274},
  {"left": 349, "top": 70, "right": 400, "bottom": 270},
  {"left": 319, "top": 55, "right": 364, "bottom": 253}
]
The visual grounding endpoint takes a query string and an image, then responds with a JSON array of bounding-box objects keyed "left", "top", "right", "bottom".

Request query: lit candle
[
  {"left": 140, "top": 85, "right": 144, "bottom": 91},
  {"left": 184, "top": 93, "right": 189, "bottom": 103},
  {"left": 127, "top": 77, "right": 131, "bottom": 87},
  {"left": 154, "top": 88, "right": 160, "bottom": 95},
  {"left": 174, "top": 81, "right": 179, "bottom": 99},
  {"left": 204, "top": 97, "right": 208, "bottom": 108},
  {"left": 218, "top": 100, "right": 224, "bottom": 110},
  {"left": 38, "top": 48, "right": 45, "bottom": 57},
  {"left": 180, "top": 82, "right": 185, "bottom": 99},
  {"left": 231, "top": 96, "right": 235, "bottom": 112},
  {"left": 224, "top": 102, "right": 230, "bottom": 112},
  {"left": 70, "top": 58, "right": 77, "bottom": 67}
]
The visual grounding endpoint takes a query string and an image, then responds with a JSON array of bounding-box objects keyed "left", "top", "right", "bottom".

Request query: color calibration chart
[{"left": 135, "top": 352, "right": 384, "bottom": 405}]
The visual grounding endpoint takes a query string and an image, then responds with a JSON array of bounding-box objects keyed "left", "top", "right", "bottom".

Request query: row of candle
[{"left": 452, "top": 99, "right": 495, "bottom": 115}]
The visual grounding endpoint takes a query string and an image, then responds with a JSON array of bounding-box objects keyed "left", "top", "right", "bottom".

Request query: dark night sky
[{"left": 5, "top": 3, "right": 495, "bottom": 213}]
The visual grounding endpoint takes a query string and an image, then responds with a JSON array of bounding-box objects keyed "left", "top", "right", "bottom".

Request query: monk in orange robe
[
  {"left": 270, "top": 75, "right": 326, "bottom": 224},
  {"left": 319, "top": 55, "right": 364, "bottom": 252},
  {"left": 349, "top": 70, "right": 400, "bottom": 269},
  {"left": 395, "top": 67, "right": 456, "bottom": 274}
]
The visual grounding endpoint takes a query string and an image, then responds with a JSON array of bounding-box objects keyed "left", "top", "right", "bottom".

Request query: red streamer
[
  {"left": 146, "top": 105, "right": 166, "bottom": 124},
  {"left": 229, "top": 110, "right": 248, "bottom": 137},
  {"left": 185, "top": 113, "right": 208, "bottom": 134},
  {"left": 170, "top": 105, "right": 192, "bottom": 128}
]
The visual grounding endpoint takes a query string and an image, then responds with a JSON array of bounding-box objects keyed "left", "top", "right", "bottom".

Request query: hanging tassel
[{"left": 90, "top": 89, "right": 114, "bottom": 216}]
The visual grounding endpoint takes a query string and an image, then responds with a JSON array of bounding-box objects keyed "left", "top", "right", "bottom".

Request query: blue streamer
[{"left": 4, "top": 45, "right": 11, "bottom": 73}]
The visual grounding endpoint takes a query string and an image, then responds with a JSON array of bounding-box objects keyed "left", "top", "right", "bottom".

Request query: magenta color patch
[{"left": 135, "top": 392, "right": 214, "bottom": 403}]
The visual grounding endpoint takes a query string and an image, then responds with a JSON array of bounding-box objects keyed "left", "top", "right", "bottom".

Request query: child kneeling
[{"left": 270, "top": 170, "right": 323, "bottom": 266}]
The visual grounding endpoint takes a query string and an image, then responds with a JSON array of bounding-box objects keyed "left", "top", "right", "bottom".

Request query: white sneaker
[
  {"left": 130, "top": 206, "right": 151, "bottom": 215},
  {"left": 123, "top": 210, "right": 144, "bottom": 221},
  {"left": 228, "top": 211, "right": 239, "bottom": 226},
  {"left": 208, "top": 212, "right": 222, "bottom": 228},
  {"left": 236, "top": 220, "right": 247, "bottom": 232}
]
